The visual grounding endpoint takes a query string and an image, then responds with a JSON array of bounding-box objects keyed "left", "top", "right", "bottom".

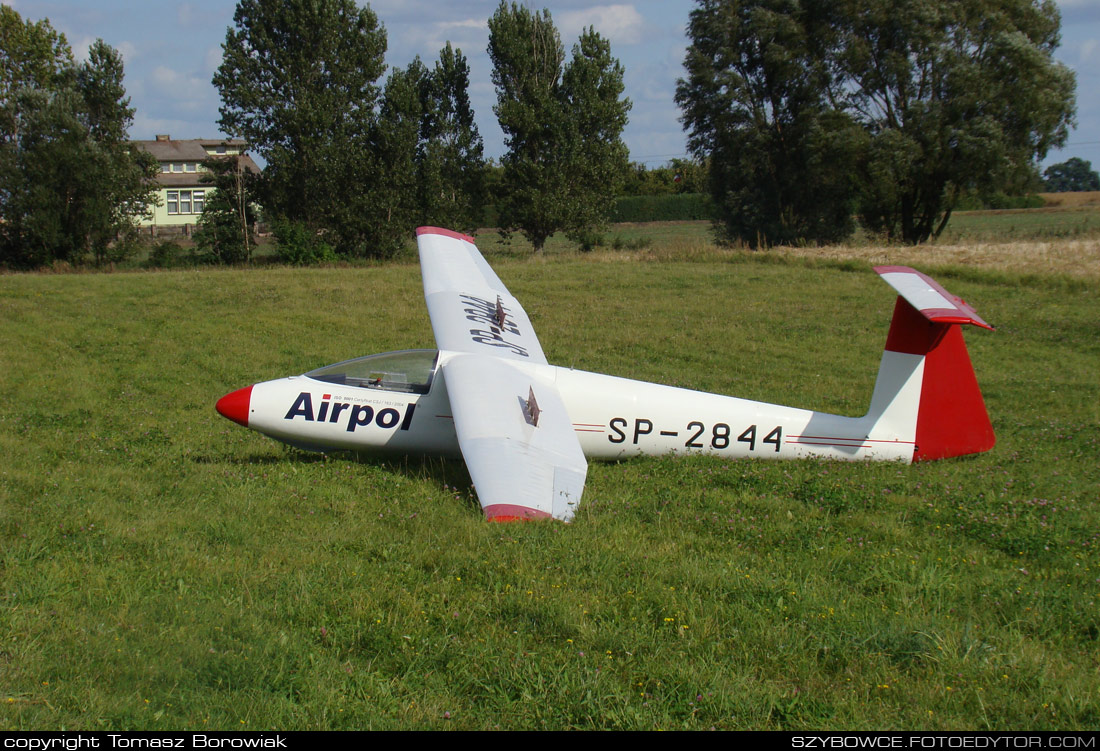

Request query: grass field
[{"left": 1, "top": 228, "right": 1098, "bottom": 729}]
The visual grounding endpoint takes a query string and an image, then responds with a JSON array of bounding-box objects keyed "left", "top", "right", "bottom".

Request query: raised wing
[
  {"left": 417, "top": 227, "right": 587, "bottom": 521},
  {"left": 417, "top": 227, "right": 547, "bottom": 364},
  {"left": 440, "top": 354, "right": 587, "bottom": 522}
]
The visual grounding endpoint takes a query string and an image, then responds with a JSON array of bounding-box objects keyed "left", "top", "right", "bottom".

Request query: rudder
[{"left": 876, "top": 267, "right": 995, "bottom": 462}]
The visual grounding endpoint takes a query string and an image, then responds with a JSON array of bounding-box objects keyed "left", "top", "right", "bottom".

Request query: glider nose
[{"left": 216, "top": 385, "right": 253, "bottom": 427}]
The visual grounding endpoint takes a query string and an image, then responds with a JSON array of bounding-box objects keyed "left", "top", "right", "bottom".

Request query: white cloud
[
  {"left": 115, "top": 40, "right": 138, "bottom": 64},
  {"left": 146, "top": 65, "right": 220, "bottom": 116},
  {"left": 177, "top": 3, "right": 200, "bottom": 28},
  {"left": 68, "top": 35, "right": 97, "bottom": 63},
  {"left": 413, "top": 17, "right": 489, "bottom": 57},
  {"left": 558, "top": 4, "right": 645, "bottom": 45}
]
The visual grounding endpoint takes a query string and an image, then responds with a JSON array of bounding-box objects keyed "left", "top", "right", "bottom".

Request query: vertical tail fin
[{"left": 874, "top": 267, "right": 996, "bottom": 462}]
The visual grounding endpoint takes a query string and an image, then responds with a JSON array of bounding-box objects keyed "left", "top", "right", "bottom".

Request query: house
[{"left": 132, "top": 135, "right": 260, "bottom": 235}]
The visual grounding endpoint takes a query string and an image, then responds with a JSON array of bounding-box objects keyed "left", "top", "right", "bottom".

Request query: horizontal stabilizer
[{"left": 874, "top": 266, "right": 992, "bottom": 330}]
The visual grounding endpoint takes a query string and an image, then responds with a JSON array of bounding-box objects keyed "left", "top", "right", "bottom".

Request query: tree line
[
  {"left": 208, "top": 0, "right": 635, "bottom": 260},
  {"left": 0, "top": 1, "right": 632, "bottom": 268},
  {"left": 1, "top": 0, "right": 1087, "bottom": 268},
  {"left": 677, "top": 0, "right": 1077, "bottom": 247}
]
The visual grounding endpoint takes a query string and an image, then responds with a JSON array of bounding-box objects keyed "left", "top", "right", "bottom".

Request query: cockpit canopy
[{"left": 305, "top": 349, "right": 439, "bottom": 394}]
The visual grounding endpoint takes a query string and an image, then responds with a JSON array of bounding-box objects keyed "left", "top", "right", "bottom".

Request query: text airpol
[{"left": 284, "top": 393, "right": 415, "bottom": 432}]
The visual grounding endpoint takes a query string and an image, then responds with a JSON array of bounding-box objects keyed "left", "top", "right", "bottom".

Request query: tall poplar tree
[
  {"left": 488, "top": 2, "right": 630, "bottom": 251},
  {"left": 419, "top": 43, "right": 486, "bottom": 233},
  {"left": 214, "top": 0, "right": 387, "bottom": 256}
]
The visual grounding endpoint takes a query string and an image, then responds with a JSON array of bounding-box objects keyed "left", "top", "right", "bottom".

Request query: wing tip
[
  {"left": 483, "top": 504, "right": 554, "bottom": 522},
  {"left": 416, "top": 226, "right": 477, "bottom": 244}
]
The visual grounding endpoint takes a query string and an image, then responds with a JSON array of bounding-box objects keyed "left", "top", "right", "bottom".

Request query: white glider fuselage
[{"left": 234, "top": 346, "right": 922, "bottom": 464}]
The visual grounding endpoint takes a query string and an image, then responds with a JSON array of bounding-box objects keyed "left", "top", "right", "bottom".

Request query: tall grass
[{"left": 1, "top": 251, "right": 1097, "bottom": 729}]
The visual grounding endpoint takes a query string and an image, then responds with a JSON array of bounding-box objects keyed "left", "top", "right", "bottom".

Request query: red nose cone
[{"left": 216, "top": 385, "right": 253, "bottom": 427}]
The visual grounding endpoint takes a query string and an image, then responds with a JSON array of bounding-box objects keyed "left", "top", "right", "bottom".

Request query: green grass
[
  {"left": 1, "top": 251, "right": 1098, "bottom": 730},
  {"left": 937, "top": 207, "right": 1100, "bottom": 243}
]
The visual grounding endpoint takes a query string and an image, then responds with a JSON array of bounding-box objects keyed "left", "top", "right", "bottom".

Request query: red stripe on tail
[{"left": 883, "top": 298, "right": 995, "bottom": 461}]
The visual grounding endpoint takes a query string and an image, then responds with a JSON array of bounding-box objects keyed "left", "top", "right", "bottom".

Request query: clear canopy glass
[{"left": 305, "top": 349, "right": 439, "bottom": 394}]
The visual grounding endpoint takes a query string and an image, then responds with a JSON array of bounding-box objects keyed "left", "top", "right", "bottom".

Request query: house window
[
  {"left": 165, "top": 189, "right": 206, "bottom": 215},
  {"left": 215, "top": 145, "right": 226, "bottom": 154},
  {"left": 161, "top": 163, "right": 170, "bottom": 173},
  {"left": 185, "top": 163, "right": 196, "bottom": 172},
  {"left": 171, "top": 163, "right": 182, "bottom": 173}
]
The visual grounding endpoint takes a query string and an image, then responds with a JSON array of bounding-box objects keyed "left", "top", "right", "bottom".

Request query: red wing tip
[
  {"left": 416, "top": 226, "right": 477, "bottom": 243},
  {"left": 927, "top": 313, "right": 995, "bottom": 330},
  {"left": 216, "top": 385, "right": 253, "bottom": 427},
  {"left": 483, "top": 504, "right": 553, "bottom": 522}
]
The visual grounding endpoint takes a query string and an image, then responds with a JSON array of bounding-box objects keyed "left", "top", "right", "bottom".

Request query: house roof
[
  {"left": 150, "top": 155, "right": 262, "bottom": 187},
  {"left": 133, "top": 136, "right": 250, "bottom": 162},
  {"left": 132, "top": 136, "right": 262, "bottom": 188}
]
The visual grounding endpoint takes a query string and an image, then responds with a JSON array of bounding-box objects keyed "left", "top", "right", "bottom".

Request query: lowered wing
[
  {"left": 417, "top": 226, "right": 547, "bottom": 364},
  {"left": 415, "top": 227, "right": 587, "bottom": 521},
  {"left": 440, "top": 354, "right": 586, "bottom": 521}
]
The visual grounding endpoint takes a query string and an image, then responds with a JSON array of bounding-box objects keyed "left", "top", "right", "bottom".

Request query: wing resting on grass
[
  {"left": 440, "top": 353, "right": 587, "bottom": 522},
  {"left": 416, "top": 227, "right": 587, "bottom": 522}
]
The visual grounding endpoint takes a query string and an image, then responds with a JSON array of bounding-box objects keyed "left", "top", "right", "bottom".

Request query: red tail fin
[{"left": 876, "top": 267, "right": 995, "bottom": 462}]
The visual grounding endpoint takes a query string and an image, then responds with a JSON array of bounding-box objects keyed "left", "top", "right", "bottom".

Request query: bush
[
  {"left": 271, "top": 220, "right": 337, "bottom": 265},
  {"left": 953, "top": 192, "right": 1045, "bottom": 211},
  {"left": 612, "top": 193, "right": 714, "bottom": 223},
  {"left": 145, "top": 240, "right": 195, "bottom": 269}
]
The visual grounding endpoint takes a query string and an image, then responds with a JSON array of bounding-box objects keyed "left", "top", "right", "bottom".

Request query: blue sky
[{"left": 14, "top": 0, "right": 1100, "bottom": 170}]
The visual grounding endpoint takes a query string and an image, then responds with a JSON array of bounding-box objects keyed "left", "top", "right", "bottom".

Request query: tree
[
  {"left": 75, "top": 41, "right": 161, "bottom": 264},
  {"left": 488, "top": 2, "right": 631, "bottom": 251},
  {"left": 418, "top": 43, "right": 486, "bottom": 233},
  {"left": 0, "top": 5, "right": 73, "bottom": 109},
  {"left": 622, "top": 159, "right": 707, "bottom": 196},
  {"left": 214, "top": 0, "right": 387, "bottom": 256},
  {"left": 1, "top": 8, "right": 158, "bottom": 268},
  {"left": 558, "top": 27, "right": 632, "bottom": 243},
  {"left": 677, "top": 0, "right": 861, "bottom": 247},
  {"left": 837, "top": 0, "right": 1075, "bottom": 243},
  {"left": 362, "top": 47, "right": 487, "bottom": 254},
  {"left": 194, "top": 154, "right": 259, "bottom": 264},
  {"left": 676, "top": 0, "right": 1076, "bottom": 246},
  {"left": 368, "top": 59, "right": 428, "bottom": 258},
  {"left": 1043, "top": 158, "right": 1100, "bottom": 192}
]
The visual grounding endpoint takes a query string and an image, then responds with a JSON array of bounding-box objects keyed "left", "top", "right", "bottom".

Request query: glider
[{"left": 216, "top": 227, "right": 995, "bottom": 522}]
